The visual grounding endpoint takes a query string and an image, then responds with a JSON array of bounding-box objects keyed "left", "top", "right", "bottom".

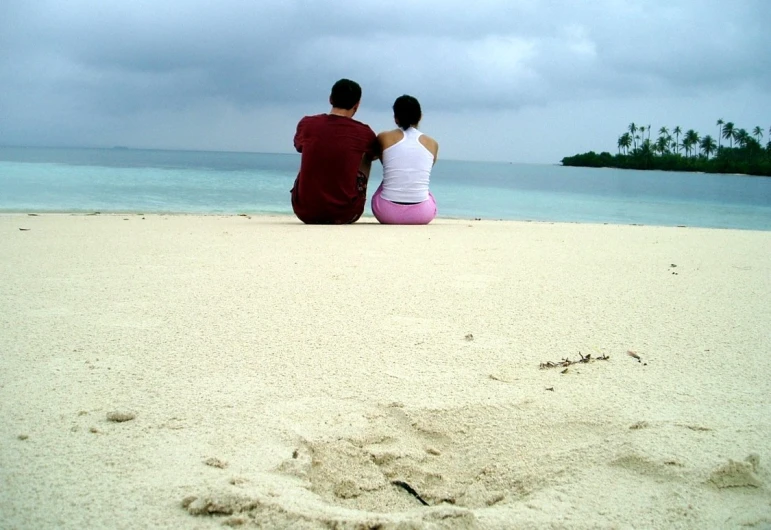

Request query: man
[{"left": 291, "top": 79, "right": 379, "bottom": 224}]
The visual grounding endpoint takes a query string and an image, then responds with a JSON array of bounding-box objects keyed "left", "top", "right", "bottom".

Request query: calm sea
[{"left": 1, "top": 146, "right": 770, "bottom": 230}]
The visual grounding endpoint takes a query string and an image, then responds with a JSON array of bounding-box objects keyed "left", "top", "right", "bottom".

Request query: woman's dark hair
[
  {"left": 393, "top": 95, "right": 422, "bottom": 130},
  {"left": 330, "top": 79, "right": 362, "bottom": 110}
]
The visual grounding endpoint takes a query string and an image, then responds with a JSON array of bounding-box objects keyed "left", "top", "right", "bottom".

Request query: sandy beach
[{"left": 1, "top": 213, "right": 770, "bottom": 529}]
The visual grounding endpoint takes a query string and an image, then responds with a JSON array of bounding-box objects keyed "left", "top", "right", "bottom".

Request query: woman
[{"left": 372, "top": 95, "right": 439, "bottom": 225}]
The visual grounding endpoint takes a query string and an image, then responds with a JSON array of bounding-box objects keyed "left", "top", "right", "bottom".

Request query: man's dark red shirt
[{"left": 291, "top": 114, "right": 378, "bottom": 224}]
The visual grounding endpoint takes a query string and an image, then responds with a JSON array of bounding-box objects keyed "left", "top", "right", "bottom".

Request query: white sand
[{"left": 1, "top": 213, "right": 770, "bottom": 529}]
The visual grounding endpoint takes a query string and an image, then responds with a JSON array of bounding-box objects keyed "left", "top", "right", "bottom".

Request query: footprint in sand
[
  {"left": 610, "top": 453, "right": 686, "bottom": 482},
  {"left": 272, "top": 403, "right": 527, "bottom": 512},
  {"left": 182, "top": 403, "right": 615, "bottom": 528}
]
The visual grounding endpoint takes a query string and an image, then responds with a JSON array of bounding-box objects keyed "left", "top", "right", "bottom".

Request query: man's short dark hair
[
  {"left": 393, "top": 95, "right": 422, "bottom": 130},
  {"left": 330, "top": 79, "right": 362, "bottom": 110}
]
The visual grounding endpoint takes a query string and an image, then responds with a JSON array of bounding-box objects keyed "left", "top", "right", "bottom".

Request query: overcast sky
[{"left": 2, "top": 0, "right": 770, "bottom": 163}]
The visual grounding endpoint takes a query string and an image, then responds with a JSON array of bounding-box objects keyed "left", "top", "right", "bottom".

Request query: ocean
[{"left": 1, "top": 146, "right": 770, "bottom": 230}]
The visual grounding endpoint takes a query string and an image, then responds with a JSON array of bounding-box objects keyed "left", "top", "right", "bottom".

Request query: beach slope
[{"left": 1, "top": 214, "right": 770, "bottom": 529}]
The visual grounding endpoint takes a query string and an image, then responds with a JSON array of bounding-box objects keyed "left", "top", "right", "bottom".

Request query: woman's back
[{"left": 380, "top": 127, "right": 436, "bottom": 203}]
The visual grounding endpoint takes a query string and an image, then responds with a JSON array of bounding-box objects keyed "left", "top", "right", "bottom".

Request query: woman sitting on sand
[{"left": 371, "top": 95, "right": 439, "bottom": 225}]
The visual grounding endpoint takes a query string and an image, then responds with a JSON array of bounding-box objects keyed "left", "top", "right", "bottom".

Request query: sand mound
[{"left": 709, "top": 454, "right": 762, "bottom": 489}]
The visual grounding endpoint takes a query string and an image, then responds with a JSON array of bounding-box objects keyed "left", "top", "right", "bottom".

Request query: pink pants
[{"left": 371, "top": 184, "right": 437, "bottom": 225}]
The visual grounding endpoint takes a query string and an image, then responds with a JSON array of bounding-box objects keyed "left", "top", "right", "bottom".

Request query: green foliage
[{"left": 562, "top": 122, "right": 770, "bottom": 176}]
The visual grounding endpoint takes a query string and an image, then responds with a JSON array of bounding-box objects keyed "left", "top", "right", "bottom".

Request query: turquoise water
[{"left": 1, "top": 146, "right": 770, "bottom": 230}]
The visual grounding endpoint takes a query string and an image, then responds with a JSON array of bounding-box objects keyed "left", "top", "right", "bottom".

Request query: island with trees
[{"left": 561, "top": 121, "right": 771, "bottom": 176}]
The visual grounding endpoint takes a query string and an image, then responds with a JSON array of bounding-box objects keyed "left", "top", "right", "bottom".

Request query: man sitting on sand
[{"left": 291, "top": 79, "right": 380, "bottom": 224}]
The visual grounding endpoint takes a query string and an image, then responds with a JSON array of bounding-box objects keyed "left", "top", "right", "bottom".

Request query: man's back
[{"left": 291, "top": 114, "right": 377, "bottom": 224}]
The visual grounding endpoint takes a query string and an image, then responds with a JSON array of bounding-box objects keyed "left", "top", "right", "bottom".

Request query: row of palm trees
[{"left": 617, "top": 120, "right": 767, "bottom": 159}]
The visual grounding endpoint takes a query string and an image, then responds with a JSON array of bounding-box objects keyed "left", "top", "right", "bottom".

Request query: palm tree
[
  {"left": 753, "top": 126, "right": 764, "bottom": 144},
  {"left": 659, "top": 126, "right": 669, "bottom": 138},
  {"left": 655, "top": 135, "right": 669, "bottom": 155},
  {"left": 673, "top": 126, "right": 682, "bottom": 155},
  {"left": 684, "top": 129, "right": 700, "bottom": 158},
  {"left": 639, "top": 126, "right": 646, "bottom": 145},
  {"left": 735, "top": 129, "right": 749, "bottom": 148},
  {"left": 716, "top": 119, "right": 724, "bottom": 149},
  {"left": 629, "top": 123, "right": 638, "bottom": 150},
  {"left": 700, "top": 135, "right": 717, "bottom": 159},
  {"left": 618, "top": 133, "right": 632, "bottom": 155},
  {"left": 722, "top": 122, "right": 735, "bottom": 148},
  {"left": 647, "top": 125, "right": 652, "bottom": 141}
]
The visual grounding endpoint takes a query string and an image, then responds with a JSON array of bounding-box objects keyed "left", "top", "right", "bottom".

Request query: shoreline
[
  {"left": 3, "top": 210, "right": 770, "bottom": 233},
  {"left": 2, "top": 214, "right": 770, "bottom": 528}
]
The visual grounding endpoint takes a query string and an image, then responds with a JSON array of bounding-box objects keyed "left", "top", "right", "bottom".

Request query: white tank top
[{"left": 381, "top": 127, "right": 434, "bottom": 203}]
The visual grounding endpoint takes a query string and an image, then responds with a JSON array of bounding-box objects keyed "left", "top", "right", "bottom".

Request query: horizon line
[{"left": 0, "top": 144, "right": 558, "bottom": 166}]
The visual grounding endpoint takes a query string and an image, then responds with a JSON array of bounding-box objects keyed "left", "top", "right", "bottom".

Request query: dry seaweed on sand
[
  {"left": 391, "top": 480, "right": 429, "bottom": 506},
  {"left": 539, "top": 351, "right": 609, "bottom": 369}
]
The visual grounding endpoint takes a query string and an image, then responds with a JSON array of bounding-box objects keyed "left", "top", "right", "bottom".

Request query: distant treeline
[{"left": 562, "top": 121, "right": 771, "bottom": 176}]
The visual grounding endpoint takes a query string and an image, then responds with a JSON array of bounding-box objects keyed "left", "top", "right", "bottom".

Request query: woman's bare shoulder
[
  {"left": 418, "top": 133, "right": 439, "bottom": 155},
  {"left": 378, "top": 129, "right": 404, "bottom": 149}
]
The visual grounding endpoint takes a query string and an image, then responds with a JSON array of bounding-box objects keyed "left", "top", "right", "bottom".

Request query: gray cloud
[{"left": 1, "top": 0, "right": 770, "bottom": 161}]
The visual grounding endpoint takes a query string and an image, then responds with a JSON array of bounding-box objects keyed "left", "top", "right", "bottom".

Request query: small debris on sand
[
  {"left": 181, "top": 496, "right": 198, "bottom": 508},
  {"left": 204, "top": 457, "right": 228, "bottom": 469},
  {"left": 540, "top": 352, "right": 609, "bottom": 369},
  {"left": 106, "top": 411, "right": 136, "bottom": 422},
  {"left": 627, "top": 350, "right": 642, "bottom": 362},
  {"left": 17, "top": 434, "right": 29, "bottom": 440},
  {"left": 680, "top": 424, "right": 712, "bottom": 432},
  {"left": 464, "top": 333, "right": 474, "bottom": 341},
  {"left": 392, "top": 480, "right": 429, "bottom": 506}
]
